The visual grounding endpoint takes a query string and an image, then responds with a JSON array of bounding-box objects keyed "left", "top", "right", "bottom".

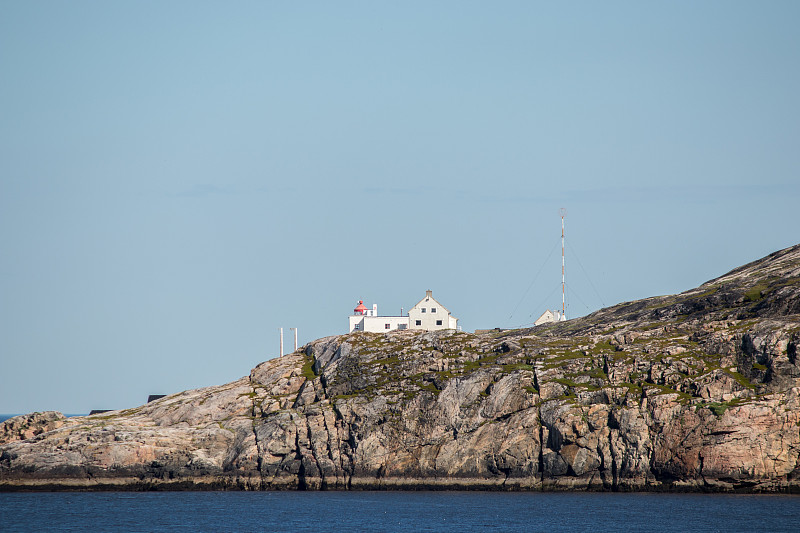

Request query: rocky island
[{"left": 2, "top": 245, "right": 799, "bottom": 492}]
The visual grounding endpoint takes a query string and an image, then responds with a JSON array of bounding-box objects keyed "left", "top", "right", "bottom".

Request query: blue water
[{"left": 1, "top": 491, "right": 799, "bottom": 532}]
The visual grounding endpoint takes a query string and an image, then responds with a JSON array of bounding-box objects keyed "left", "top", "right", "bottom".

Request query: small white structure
[
  {"left": 348, "top": 290, "right": 458, "bottom": 333},
  {"left": 534, "top": 309, "right": 566, "bottom": 326}
]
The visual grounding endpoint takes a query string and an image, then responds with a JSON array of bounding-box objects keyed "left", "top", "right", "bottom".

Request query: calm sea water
[{"left": 1, "top": 491, "right": 799, "bottom": 532}]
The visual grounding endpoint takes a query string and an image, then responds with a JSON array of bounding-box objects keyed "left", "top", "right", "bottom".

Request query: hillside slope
[{"left": 2, "top": 244, "right": 799, "bottom": 491}]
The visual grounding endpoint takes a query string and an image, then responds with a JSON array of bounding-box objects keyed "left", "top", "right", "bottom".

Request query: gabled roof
[
  {"left": 534, "top": 309, "right": 562, "bottom": 325},
  {"left": 409, "top": 290, "right": 451, "bottom": 315}
]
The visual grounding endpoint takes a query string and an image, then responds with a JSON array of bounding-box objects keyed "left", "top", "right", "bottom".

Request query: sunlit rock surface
[{"left": 2, "top": 244, "right": 799, "bottom": 491}]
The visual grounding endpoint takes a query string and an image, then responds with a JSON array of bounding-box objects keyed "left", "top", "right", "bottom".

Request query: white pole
[
  {"left": 279, "top": 327, "right": 284, "bottom": 357},
  {"left": 290, "top": 327, "right": 298, "bottom": 351}
]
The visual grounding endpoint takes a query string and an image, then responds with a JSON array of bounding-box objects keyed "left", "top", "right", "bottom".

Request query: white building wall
[
  {"left": 349, "top": 315, "right": 409, "bottom": 333},
  {"left": 534, "top": 310, "right": 555, "bottom": 326},
  {"left": 349, "top": 315, "right": 364, "bottom": 332},
  {"left": 534, "top": 310, "right": 566, "bottom": 325},
  {"left": 361, "top": 316, "right": 409, "bottom": 333},
  {"left": 408, "top": 290, "right": 458, "bottom": 331}
]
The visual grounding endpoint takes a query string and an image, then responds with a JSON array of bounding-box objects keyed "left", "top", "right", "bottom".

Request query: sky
[{"left": 1, "top": 1, "right": 798, "bottom": 414}]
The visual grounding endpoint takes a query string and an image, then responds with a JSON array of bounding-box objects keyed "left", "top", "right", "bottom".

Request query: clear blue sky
[{"left": 2, "top": 1, "right": 798, "bottom": 414}]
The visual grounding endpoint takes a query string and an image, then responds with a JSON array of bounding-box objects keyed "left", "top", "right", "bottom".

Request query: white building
[
  {"left": 348, "top": 300, "right": 409, "bottom": 333},
  {"left": 408, "top": 290, "right": 458, "bottom": 331},
  {"left": 534, "top": 309, "right": 566, "bottom": 325},
  {"left": 348, "top": 291, "right": 458, "bottom": 333}
]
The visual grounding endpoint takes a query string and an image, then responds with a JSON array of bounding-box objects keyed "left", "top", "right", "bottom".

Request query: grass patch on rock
[
  {"left": 744, "top": 283, "right": 769, "bottom": 303},
  {"left": 301, "top": 355, "right": 317, "bottom": 381}
]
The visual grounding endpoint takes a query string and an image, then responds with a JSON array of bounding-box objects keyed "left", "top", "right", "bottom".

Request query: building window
[
  {"left": 431, "top": 308, "right": 437, "bottom": 313},
  {"left": 421, "top": 308, "right": 426, "bottom": 313},
  {"left": 354, "top": 325, "right": 360, "bottom": 330},
  {"left": 436, "top": 320, "right": 442, "bottom": 326},
  {"left": 385, "top": 323, "right": 390, "bottom": 329},
  {"left": 415, "top": 320, "right": 422, "bottom": 326}
]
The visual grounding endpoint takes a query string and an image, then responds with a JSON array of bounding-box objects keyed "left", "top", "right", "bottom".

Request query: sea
[
  {"left": 1, "top": 491, "right": 800, "bottom": 532},
  {"left": 2, "top": 414, "right": 800, "bottom": 532}
]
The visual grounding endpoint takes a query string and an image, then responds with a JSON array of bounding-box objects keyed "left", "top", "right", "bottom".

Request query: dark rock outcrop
[{"left": 2, "top": 244, "right": 800, "bottom": 491}]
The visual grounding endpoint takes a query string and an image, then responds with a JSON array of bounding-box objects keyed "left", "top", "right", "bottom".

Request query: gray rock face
[
  {"left": 0, "top": 412, "right": 70, "bottom": 445},
  {"left": 2, "top": 244, "right": 800, "bottom": 491}
]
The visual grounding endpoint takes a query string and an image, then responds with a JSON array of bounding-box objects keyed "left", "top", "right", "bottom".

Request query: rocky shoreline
[{"left": 2, "top": 245, "right": 799, "bottom": 492}]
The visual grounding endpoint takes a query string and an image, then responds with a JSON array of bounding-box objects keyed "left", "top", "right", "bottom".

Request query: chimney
[
  {"left": 426, "top": 290, "right": 432, "bottom": 298},
  {"left": 373, "top": 303, "right": 378, "bottom": 316}
]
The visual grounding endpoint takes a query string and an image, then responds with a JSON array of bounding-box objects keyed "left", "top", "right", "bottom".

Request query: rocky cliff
[{"left": 2, "top": 245, "right": 799, "bottom": 491}]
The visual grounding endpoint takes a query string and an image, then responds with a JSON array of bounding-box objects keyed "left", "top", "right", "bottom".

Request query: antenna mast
[{"left": 560, "top": 208, "right": 567, "bottom": 320}]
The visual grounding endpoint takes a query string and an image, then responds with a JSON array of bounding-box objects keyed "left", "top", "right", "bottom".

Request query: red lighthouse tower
[{"left": 353, "top": 300, "right": 368, "bottom": 315}]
